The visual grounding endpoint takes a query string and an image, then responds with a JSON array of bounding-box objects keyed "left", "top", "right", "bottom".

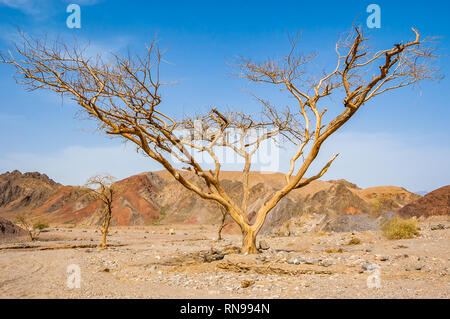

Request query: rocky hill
[
  {"left": 398, "top": 185, "right": 450, "bottom": 217},
  {"left": 0, "top": 170, "right": 60, "bottom": 211},
  {"left": 0, "top": 170, "right": 425, "bottom": 233},
  {"left": 0, "top": 216, "right": 27, "bottom": 239}
]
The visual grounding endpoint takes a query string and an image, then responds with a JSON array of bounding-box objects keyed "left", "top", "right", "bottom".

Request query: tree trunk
[
  {"left": 217, "top": 224, "right": 224, "bottom": 241},
  {"left": 101, "top": 207, "right": 111, "bottom": 249},
  {"left": 101, "top": 228, "right": 107, "bottom": 249},
  {"left": 241, "top": 228, "right": 258, "bottom": 254},
  {"left": 217, "top": 211, "right": 226, "bottom": 241}
]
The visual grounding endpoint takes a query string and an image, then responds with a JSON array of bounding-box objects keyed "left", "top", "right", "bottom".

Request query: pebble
[
  {"left": 259, "top": 240, "right": 270, "bottom": 250},
  {"left": 320, "top": 260, "right": 332, "bottom": 267},
  {"left": 287, "top": 258, "right": 301, "bottom": 265}
]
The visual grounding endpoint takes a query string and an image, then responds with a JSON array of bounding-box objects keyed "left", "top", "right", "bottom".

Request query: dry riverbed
[{"left": 0, "top": 219, "right": 449, "bottom": 299}]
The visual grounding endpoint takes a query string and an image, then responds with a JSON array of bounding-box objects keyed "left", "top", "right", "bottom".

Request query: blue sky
[{"left": 0, "top": 0, "right": 449, "bottom": 193}]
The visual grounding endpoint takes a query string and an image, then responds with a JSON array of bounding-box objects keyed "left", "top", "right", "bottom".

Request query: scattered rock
[
  {"left": 347, "top": 237, "right": 361, "bottom": 245},
  {"left": 362, "top": 263, "right": 378, "bottom": 271},
  {"left": 287, "top": 258, "right": 301, "bottom": 265},
  {"left": 258, "top": 240, "right": 269, "bottom": 250},
  {"left": 241, "top": 279, "right": 255, "bottom": 288},
  {"left": 222, "top": 245, "right": 241, "bottom": 255},
  {"left": 203, "top": 251, "right": 225, "bottom": 263},
  {"left": 146, "top": 265, "right": 156, "bottom": 272},
  {"left": 431, "top": 224, "right": 445, "bottom": 231},
  {"left": 304, "top": 258, "right": 318, "bottom": 265},
  {"left": 324, "top": 214, "right": 380, "bottom": 232},
  {"left": 320, "top": 260, "right": 332, "bottom": 267}
]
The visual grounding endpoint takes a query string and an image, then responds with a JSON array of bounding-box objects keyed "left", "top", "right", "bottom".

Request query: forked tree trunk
[
  {"left": 241, "top": 228, "right": 258, "bottom": 254},
  {"left": 101, "top": 207, "right": 112, "bottom": 249},
  {"left": 217, "top": 210, "right": 226, "bottom": 241},
  {"left": 217, "top": 224, "right": 224, "bottom": 241},
  {"left": 101, "top": 228, "right": 108, "bottom": 248}
]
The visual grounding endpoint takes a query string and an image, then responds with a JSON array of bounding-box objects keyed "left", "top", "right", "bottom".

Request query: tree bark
[
  {"left": 217, "top": 224, "right": 224, "bottom": 241},
  {"left": 217, "top": 210, "right": 226, "bottom": 241},
  {"left": 241, "top": 228, "right": 258, "bottom": 254},
  {"left": 101, "top": 228, "right": 107, "bottom": 248},
  {"left": 101, "top": 207, "right": 112, "bottom": 249}
]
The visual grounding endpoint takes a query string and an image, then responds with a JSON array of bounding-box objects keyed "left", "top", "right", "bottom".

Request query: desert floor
[{"left": 0, "top": 218, "right": 449, "bottom": 299}]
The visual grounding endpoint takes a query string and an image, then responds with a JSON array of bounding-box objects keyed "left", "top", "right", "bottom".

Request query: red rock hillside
[
  {"left": 0, "top": 171, "right": 164, "bottom": 226},
  {"left": 397, "top": 185, "right": 450, "bottom": 217},
  {"left": 0, "top": 170, "right": 426, "bottom": 232}
]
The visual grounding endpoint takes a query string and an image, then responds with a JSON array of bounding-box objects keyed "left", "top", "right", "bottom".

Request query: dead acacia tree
[
  {"left": 1, "top": 27, "right": 439, "bottom": 253},
  {"left": 84, "top": 174, "right": 116, "bottom": 249}
]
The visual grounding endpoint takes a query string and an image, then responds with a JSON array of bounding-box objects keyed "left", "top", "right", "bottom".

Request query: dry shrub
[
  {"left": 382, "top": 217, "right": 420, "bottom": 240},
  {"left": 33, "top": 222, "right": 49, "bottom": 230}
]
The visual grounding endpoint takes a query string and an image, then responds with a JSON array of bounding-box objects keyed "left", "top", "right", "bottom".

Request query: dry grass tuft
[{"left": 382, "top": 217, "right": 420, "bottom": 240}]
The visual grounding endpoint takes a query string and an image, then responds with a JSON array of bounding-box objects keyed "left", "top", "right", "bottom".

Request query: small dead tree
[
  {"left": 216, "top": 205, "right": 227, "bottom": 241},
  {"left": 84, "top": 174, "right": 116, "bottom": 249},
  {"left": 1, "top": 27, "right": 439, "bottom": 253},
  {"left": 15, "top": 213, "right": 43, "bottom": 241}
]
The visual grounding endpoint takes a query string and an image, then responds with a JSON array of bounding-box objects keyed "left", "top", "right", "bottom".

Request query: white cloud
[
  {"left": 0, "top": 0, "right": 103, "bottom": 15},
  {"left": 0, "top": 0, "right": 43, "bottom": 15}
]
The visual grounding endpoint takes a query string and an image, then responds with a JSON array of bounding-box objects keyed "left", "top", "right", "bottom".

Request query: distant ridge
[{"left": 0, "top": 170, "right": 424, "bottom": 232}]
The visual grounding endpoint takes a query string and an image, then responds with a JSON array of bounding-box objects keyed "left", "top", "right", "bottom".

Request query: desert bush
[
  {"left": 369, "top": 198, "right": 382, "bottom": 214},
  {"left": 382, "top": 217, "right": 420, "bottom": 240},
  {"left": 33, "top": 222, "right": 49, "bottom": 230}
]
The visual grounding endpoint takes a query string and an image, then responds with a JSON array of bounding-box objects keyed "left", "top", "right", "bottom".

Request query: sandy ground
[{"left": 0, "top": 218, "right": 449, "bottom": 299}]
